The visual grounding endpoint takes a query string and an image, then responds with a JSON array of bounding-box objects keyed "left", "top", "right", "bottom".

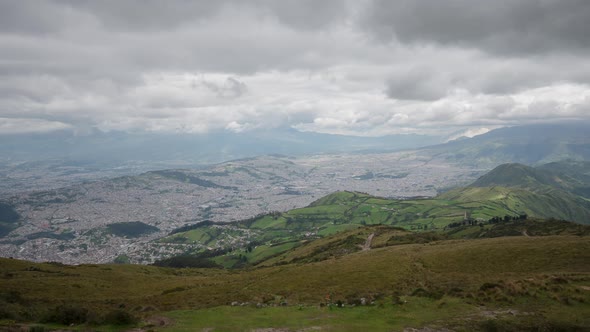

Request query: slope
[
  {"left": 1, "top": 233, "right": 589, "bottom": 331},
  {"left": 159, "top": 161, "right": 590, "bottom": 268},
  {"left": 424, "top": 123, "right": 590, "bottom": 167},
  {"left": 442, "top": 162, "right": 590, "bottom": 223}
]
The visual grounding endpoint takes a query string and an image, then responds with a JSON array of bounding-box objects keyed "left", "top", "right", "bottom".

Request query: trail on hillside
[
  {"left": 362, "top": 233, "right": 375, "bottom": 251},
  {"left": 522, "top": 229, "right": 530, "bottom": 237}
]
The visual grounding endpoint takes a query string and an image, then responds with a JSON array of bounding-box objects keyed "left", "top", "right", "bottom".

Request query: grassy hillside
[
  {"left": 455, "top": 162, "right": 590, "bottom": 223},
  {"left": 439, "top": 185, "right": 590, "bottom": 224},
  {"left": 159, "top": 190, "right": 498, "bottom": 268},
  {"left": 160, "top": 170, "right": 590, "bottom": 269},
  {"left": 1, "top": 234, "right": 589, "bottom": 331},
  {"left": 470, "top": 163, "right": 561, "bottom": 189},
  {"left": 538, "top": 160, "right": 590, "bottom": 198}
]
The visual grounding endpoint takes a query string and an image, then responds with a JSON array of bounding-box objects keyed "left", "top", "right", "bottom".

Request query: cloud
[
  {"left": 385, "top": 67, "right": 450, "bottom": 101},
  {"left": 446, "top": 127, "right": 492, "bottom": 142},
  {"left": 362, "top": 0, "right": 590, "bottom": 56},
  {"left": 0, "top": 1, "right": 589, "bottom": 137},
  {"left": 201, "top": 77, "right": 248, "bottom": 99},
  {"left": 0, "top": 118, "right": 71, "bottom": 134}
]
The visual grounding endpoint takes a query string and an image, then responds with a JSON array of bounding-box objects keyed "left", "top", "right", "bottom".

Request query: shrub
[
  {"left": 103, "top": 309, "right": 137, "bottom": 326},
  {"left": 411, "top": 288, "right": 444, "bottom": 299},
  {"left": 479, "top": 282, "right": 502, "bottom": 291},
  {"left": 42, "top": 305, "right": 88, "bottom": 325},
  {"left": 1, "top": 290, "right": 23, "bottom": 304}
]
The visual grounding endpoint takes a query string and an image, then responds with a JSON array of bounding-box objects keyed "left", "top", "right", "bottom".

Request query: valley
[
  {"left": 0, "top": 125, "right": 589, "bottom": 331},
  {"left": 0, "top": 152, "right": 481, "bottom": 264}
]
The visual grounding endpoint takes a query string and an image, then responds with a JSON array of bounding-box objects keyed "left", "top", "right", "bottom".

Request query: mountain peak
[{"left": 470, "top": 163, "right": 558, "bottom": 189}]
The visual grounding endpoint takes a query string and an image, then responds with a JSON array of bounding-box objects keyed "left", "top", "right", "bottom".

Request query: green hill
[
  {"left": 159, "top": 162, "right": 590, "bottom": 268},
  {"left": 451, "top": 162, "right": 590, "bottom": 223},
  {"left": 538, "top": 160, "right": 590, "bottom": 198},
  {"left": 439, "top": 185, "right": 590, "bottom": 224},
  {"left": 155, "top": 161, "right": 590, "bottom": 269},
  {"left": 470, "top": 163, "right": 560, "bottom": 189}
]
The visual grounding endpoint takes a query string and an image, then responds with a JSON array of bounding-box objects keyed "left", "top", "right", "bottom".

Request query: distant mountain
[
  {"left": 424, "top": 123, "right": 590, "bottom": 167},
  {"left": 0, "top": 127, "right": 442, "bottom": 165}
]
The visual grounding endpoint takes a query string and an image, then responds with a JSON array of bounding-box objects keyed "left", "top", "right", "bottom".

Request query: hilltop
[{"left": 443, "top": 162, "right": 590, "bottom": 223}]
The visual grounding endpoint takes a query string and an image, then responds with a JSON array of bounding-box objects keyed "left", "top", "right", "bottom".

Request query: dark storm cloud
[{"left": 363, "top": 0, "right": 590, "bottom": 55}]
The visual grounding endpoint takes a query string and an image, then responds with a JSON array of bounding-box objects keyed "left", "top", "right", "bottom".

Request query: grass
[
  {"left": 0, "top": 234, "right": 588, "bottom": 330},
  {"left": 161, "top": 297, "right": 475, "bottom": 332},
  {"left": 159, "top": 189, "right": 546, "bottom": 267}
]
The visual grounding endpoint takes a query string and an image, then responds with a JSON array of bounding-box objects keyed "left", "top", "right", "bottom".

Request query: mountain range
[
  {"left": 425, "top": 122, "right": 590, "bottom": 167},
  {"left": 1, "top": 123, "right": 590, "bottom": 265}
]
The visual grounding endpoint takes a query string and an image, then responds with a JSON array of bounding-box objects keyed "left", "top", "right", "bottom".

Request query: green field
[{"left": 160, "top": 184, "right": 590, "bottom": 268}]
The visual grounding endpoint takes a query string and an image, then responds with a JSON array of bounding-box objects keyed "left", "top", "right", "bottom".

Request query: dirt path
[
  {"left": 362, "top": 233, "right": 375, "bottom": 251},
  {"left": 522, "top": 229, "right": 530, "bottom": 237}
]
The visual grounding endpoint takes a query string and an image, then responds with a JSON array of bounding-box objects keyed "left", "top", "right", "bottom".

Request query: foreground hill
[{"left": 1, "top": 232, "right": 589, "bottom": 331}]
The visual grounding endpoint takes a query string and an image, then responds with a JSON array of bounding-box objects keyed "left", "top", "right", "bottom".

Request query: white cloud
[
  {"left": 0, "top": 118, "right": 71, "bottom": 134},
  {"left": 0, "top": 1, "right": 590, "bottom": 136}
]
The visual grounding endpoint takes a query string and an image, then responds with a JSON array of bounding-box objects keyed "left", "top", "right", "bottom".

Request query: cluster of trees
[
  {"left": 446, "top": 219, "right": 480, "bottom": 229},
  {"left": 488, "top": 214, "right": 528, "bottom": 224},
  {"left": 447, "top": 213, "right": 528, "bottom": 229},
  {"left": 152, "top": 255, "right": 222, "bottom": 268}
]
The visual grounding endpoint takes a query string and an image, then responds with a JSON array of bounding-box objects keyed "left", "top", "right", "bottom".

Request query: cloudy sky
[{"left": 1, "top": 0, "right": 589, "bottom": 137}]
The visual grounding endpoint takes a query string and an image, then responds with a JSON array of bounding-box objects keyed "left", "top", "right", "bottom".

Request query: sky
[{"left": 1, "top": 0, "right": 589, "bottom": 137}]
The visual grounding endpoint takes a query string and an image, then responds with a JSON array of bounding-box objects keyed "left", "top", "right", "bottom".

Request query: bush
[
  {"left": 411, "top": 288, "right": 444, "bottom": 299},
  {"left": 1, "top": 290, "right": 23, "bottom": 304},
  {"left": 103, "top": 309, "right": 137, "bottom": 325},
  {"left": 42, "top": 305, "right": 88, "bottom": 325},
  {"left": 480, "top": 282, "right": 503, "bottom": 291}
]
